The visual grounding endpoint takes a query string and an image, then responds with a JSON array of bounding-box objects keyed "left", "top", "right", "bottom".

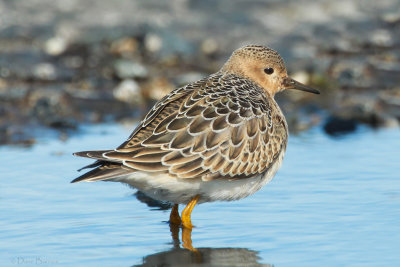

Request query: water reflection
[
  {"left": 133, "top": 190, "right": 271, "bottom": 265},
  {"left": 134, "top": 223, "right": 272, "bottom": 267}
]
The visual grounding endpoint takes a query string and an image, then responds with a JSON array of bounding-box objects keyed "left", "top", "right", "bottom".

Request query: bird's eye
[{"left": 264, "top": 68, "right": 274, "bottom": 75}]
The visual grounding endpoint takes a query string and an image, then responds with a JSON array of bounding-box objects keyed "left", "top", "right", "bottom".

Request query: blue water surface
[{"left": 1, "top": 123, "right": 399, "bottom": 266}]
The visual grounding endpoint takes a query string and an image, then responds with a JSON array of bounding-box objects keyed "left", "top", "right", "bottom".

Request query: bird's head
[{"left": 220, "top": 45, "right": 320, "bottom": 96}]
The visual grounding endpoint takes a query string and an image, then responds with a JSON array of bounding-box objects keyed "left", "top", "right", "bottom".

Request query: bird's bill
[{"left": 283, "top": 77, "right": 320, "bottom": 94}]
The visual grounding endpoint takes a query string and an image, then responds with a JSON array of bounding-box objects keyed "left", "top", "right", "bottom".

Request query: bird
[{"left": 72, "top": 45, "right": 319, "bottom": 229}]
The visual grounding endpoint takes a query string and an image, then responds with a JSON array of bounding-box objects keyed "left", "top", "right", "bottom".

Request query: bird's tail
[
  {"left": 71, "top": 163, "right": 133, "bottom": 183},
  {"left": 72, "top": 150, "right": 132, "bottom": 183}
]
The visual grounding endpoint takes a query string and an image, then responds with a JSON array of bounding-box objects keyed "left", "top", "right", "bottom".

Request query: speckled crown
[{"left": 232, "top": 45, "right": 285, "bottom": 71}]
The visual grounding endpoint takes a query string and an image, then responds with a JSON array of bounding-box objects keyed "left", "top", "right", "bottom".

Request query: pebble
[
  {"left": 382, "top": 12, "right": 400, "bottom": 24},
  {"left": 291, "top": 71, "right": 309, "bottom": 84},
  {"left": 113, "top": 79, "right": 142, "bottom": 104},
  {"left": 379, "top": 114, "right": 400, "bottom": 128},
  {"left": 0, "top": 78, "right": 7, "bottom": 89},
  {"left": 324, "top": 116, "right": 358, "bottom": 136},
  {"left": 33, "top": 63, "right": 57, "bottom": 80},
  {"left": 142, "top": 77, "right": 174, "bottom": 100},
  {"left": 110, "top": 37, "right": 138, "bottom": 55},
  {"left": 144, "top": 33, "right": 163, "bottom": 53},
  {"left": 331, "top": 60, "right": 369, "bottom": 87},
  {"left": 45, "top": 37, "right": 67, "bottom": 56},
  {"left": 201, "top": 38, "right": 219, "bottom": 55},
  {"left": 369, "top": 29, "right": 393, "bottom": 47},
  {"left": 114, "top": 59, "right": 148, "bottom": 79}
]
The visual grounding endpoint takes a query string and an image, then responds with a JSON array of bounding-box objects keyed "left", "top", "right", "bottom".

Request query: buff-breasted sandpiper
[{"left": 72, "top": 45, "right": 320, "bottom": 229}]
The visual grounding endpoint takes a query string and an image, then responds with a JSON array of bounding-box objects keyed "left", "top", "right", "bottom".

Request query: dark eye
[{"left": 264, "top": 68, "right": 274, "bottom": 75}]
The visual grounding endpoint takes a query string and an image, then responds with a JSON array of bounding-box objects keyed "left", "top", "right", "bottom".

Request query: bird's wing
[{"left": 74, "top": 73, "right": 288, "bottom": 181}]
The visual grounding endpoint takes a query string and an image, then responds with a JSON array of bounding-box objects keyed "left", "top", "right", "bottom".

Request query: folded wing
[{"left": 73, "top": 74, "right": 287, "bottom": 182}]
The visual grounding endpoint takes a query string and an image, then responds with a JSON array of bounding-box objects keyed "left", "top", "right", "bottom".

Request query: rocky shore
[{"left": 1, "top": 0, "right": 399, "bottom": 145}]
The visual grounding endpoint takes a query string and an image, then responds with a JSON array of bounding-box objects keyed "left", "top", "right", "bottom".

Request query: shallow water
[{"left": 1, "top": 124, "right": 399, "bottom": 266}]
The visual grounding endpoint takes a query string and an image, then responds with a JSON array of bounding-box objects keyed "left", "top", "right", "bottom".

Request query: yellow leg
[
  {"left": 181, "top": 195, "right": 200, "bottom": 229},
  {"left": 169, "top": 204, "right": 182, "bottom": 225},
  {"left": 182, "top": 227, "right": 197, "bottom": 251}
]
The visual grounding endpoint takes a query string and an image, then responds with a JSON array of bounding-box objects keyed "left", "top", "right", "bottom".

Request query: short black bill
[{"left": 283, "top": 77, "right": 320, "bottom": 94}]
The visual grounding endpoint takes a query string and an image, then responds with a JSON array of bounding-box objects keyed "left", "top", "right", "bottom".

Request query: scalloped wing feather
[{"left": 88, "top": 73, "right": 289, "bottom": 181}]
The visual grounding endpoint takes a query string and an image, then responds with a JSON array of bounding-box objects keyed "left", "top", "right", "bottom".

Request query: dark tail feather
[
  {"left": 77, "top": 160, "right": 103, "bottom": 171},
  {"left": 71, "top": 163, "right": 133, "bottom": 183}
]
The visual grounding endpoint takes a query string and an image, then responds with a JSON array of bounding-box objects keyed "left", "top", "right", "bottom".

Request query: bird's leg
[
  {"left": 169, "top": 204, "right": 182, "bottom": 225},
  {"left": 181, "top": 195, "right": 200, "bottom": 229}
]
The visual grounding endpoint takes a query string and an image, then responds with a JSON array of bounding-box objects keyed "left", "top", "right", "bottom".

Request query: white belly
[{"left": 113, "top": 151, "right": 285, "bottom": 204}]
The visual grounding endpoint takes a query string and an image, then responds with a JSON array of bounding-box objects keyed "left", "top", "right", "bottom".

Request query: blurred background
[
  {"left": 1, "top": 0, "right": 400, "bottom": 144},
  {"left": 1, "top": 1, "right": 400, "bottom": 266}
]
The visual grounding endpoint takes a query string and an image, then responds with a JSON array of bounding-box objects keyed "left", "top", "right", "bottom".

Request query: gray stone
[
  {"left": 114, "top": 59, "right": 148, "bottom": 79},
  {"left": 33, "top": 63, "right": 57, "bottom": 80},
  {"left": 44, "top": 36, "right": 68, "bottom": 56},
  {"left": 113, "top": 79, "right": 142, "bottom": 104}
]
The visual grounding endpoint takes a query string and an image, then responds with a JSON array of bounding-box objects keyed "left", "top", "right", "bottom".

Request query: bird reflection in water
[
  {"left": 133, "top": 191, "right": 272, "bottom": 267},
  {"left": 135, "top": 224, "right": 272, "bottom": 267}
]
